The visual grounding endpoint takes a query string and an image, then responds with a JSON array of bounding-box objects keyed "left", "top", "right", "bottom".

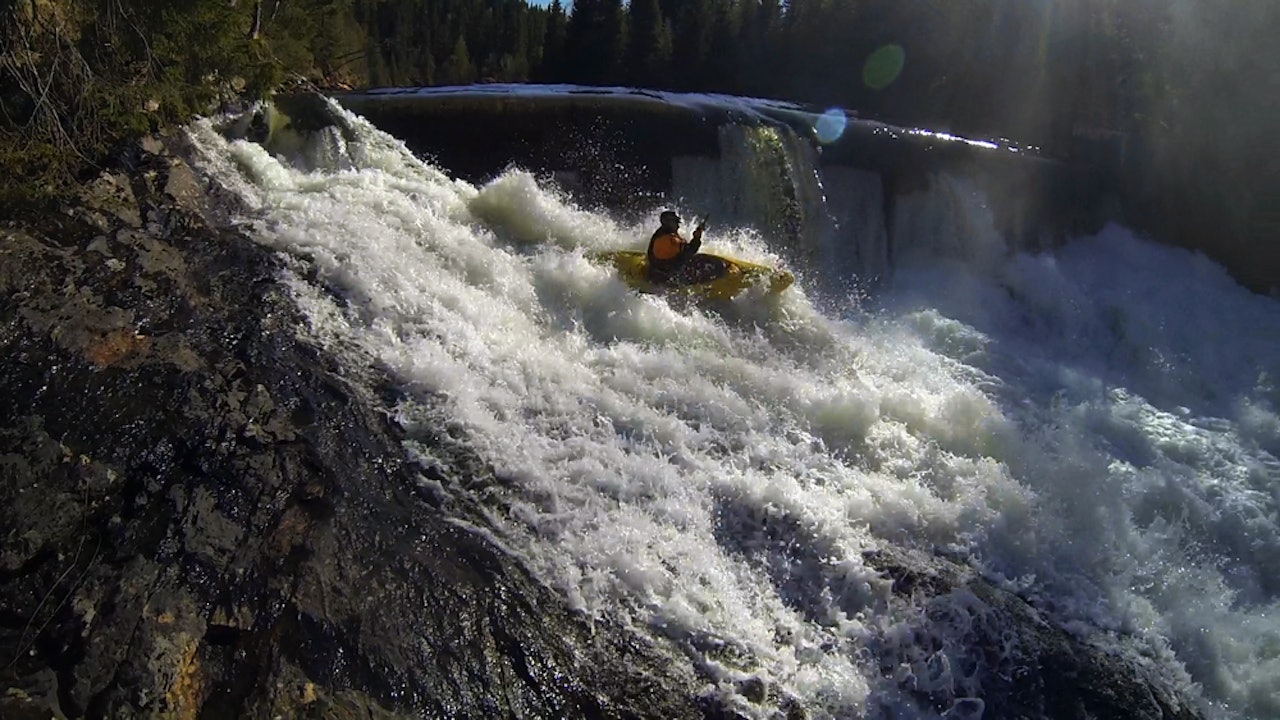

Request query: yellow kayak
[{"left": 591, "top": 250, "right": 794, "bottom": 301}]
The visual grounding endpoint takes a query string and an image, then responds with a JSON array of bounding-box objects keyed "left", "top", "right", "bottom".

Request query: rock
[
  {"left": 943, "top": 697, "right": 985, "bottom": 719},
  {"left": 77, "top": 172, "right": 141, "bottom": 230},
  {"left": 163, "top": 160, "right": 204, "bottom": 212},
  {"left": 0, "top": 138, "right": 703, "bottom": 719},
  {"left": 711, "top": 485, "right": 1203, "bottom": 719},
  {"left": 138, "top": 135, "right": 166, "bottom": 157},
  {"left": 862, "top": 546, "right": 1203, "bottom": 720},
  {"left": 0, "top": 674, "right": 65, "bottom": 720},
  {"left": 735, "top": 676, "right": 768, "bottom": 703}
]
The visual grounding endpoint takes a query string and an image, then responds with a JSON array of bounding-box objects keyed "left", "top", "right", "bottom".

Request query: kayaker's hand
[{"left": 693, "top": 225, "right": 704, "bottom": 242}]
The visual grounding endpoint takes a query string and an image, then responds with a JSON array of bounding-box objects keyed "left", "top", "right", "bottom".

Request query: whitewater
[{"left": 186, "top": 104, "right": 1280, "bottom": 719}]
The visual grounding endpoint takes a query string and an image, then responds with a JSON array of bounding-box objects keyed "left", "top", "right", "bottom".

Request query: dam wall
[{"left": 271, "top": 86, "right": 1221, "bottom": 291}]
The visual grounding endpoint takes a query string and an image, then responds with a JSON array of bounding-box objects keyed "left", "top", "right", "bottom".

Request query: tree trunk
[{"left": 249, "top": 0, "right": 262, "bottom": 39}]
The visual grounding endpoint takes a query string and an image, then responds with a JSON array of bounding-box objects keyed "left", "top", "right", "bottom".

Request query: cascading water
[
  {"left": 818, "top": 165, "right": 891, "bottom": 289},
  {"left": 889, "top": 173, "right": 1009, "bottom": 273},
  {"left": 669, "top": 121, "right": 1009, "bottom": 303},
  {"left": 187, "top": 99, "right": 1280, "bottom": 720},
  {"left": 672, "top": 124, "right": 841, "bottom": 284}
]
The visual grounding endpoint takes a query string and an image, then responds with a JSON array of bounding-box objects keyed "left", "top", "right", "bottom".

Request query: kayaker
[{"left": 646, "top": 210, "right": 708, "bottom": 285}]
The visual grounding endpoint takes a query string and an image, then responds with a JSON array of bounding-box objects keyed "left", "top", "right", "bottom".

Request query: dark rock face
[
  {"left": 712, "top": 488, "right": 1203, "bottom": 719},
  {"left": 0, "top": 128, "right": 1208, "bottom": 720},
  {"left": 0, "top": 134, "right": 702, "bottom": 719},
  {"left": 861, "top": 548, "right": 1203, "bottom": 720}
]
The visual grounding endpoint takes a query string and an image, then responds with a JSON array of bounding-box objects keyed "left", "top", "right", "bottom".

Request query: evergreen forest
[{"left": 2, "top": 0, "right": 1276, "bottom": 251}]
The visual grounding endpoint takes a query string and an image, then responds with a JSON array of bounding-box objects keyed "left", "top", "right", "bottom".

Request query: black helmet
[{"left": 660, "top": 210, "right": 681, "bottom": 225}]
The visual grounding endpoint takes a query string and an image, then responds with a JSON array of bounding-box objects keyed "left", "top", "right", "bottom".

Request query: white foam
[{"left": 187, "top": 104, "right": 1280, "bottom": 719}]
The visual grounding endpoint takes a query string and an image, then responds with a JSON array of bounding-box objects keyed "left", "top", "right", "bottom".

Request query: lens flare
[
  {"left": 863, "top": 44, "right": 905, "bottom": 90},
  {"left": 814, "top": 108, "right": 848, "bottom": 144}
]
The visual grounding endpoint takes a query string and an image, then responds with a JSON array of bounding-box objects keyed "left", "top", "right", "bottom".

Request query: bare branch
[{"left": 249, "top": 0, "right": 262, "bottom": 40}]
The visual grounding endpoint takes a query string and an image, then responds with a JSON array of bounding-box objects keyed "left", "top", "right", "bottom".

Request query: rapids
[{"left": 186, "top": 100, "right": 1280, "bottom": 719}]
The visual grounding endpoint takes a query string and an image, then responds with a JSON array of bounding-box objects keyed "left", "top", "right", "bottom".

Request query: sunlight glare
[
  {"left": 863, "top": 44, "right": 906, "bottom": 90},
  {"left": 814, "top": 108, "right": 848, "bottom": 144}
]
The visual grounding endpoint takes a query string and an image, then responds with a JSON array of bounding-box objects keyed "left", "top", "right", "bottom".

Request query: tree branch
[{"left": 249, "top": 0, "right": 262, "bottom": 40}]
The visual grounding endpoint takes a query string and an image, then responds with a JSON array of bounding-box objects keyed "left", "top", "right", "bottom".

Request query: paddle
[{"left": 693, "top": 215, "right": 709, "bottom": 243}]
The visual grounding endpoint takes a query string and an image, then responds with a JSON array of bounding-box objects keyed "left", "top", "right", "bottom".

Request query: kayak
[{"left": 591, "top": 250, "right": 794, "bottom": 300}]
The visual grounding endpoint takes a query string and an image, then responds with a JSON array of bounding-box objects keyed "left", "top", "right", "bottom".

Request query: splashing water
[{"left": 186, "top": 102, "right": 1280, "bottom": 719}]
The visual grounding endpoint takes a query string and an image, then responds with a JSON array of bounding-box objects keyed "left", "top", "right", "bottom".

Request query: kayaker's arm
[{"left": 688, "top": 219, "right": 706, "bottom": 253}]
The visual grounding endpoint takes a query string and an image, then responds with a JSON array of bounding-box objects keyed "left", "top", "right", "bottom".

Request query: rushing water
[{"left": 187, "top": 102, "right": 1280, "bottom": 719}]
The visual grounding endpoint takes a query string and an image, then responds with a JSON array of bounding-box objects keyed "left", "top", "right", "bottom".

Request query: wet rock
[
  {"left": 0, "top": 136, "right": 703, "bottom": 719},
  {"left": 942, "top": 697, "right": 984, "bottom": 719},
  {"left": 862, "top": 546, "right": 1203, "bottom": 720},
  {"left": 735, "top": 676, "right": 767, "bottom": 704},
  {"left": 0, "top": 670, "right": 64, "bottom": 720},
  {"left": 710, "top": 485, "right": 1203, "bottom": 718}
]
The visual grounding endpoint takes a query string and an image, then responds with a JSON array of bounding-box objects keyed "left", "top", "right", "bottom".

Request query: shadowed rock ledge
[{"left": 0, "top": 133, "right": 1207, "bottom": 720}]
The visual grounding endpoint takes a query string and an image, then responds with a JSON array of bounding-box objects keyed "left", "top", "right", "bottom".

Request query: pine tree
[
  {"left": 737, "top": 0, "right": 783, "bottom": 97},
  {"left": 564, "top": 0, "right": 625, "bottom": 85},
  {"left": 522, "top": 5, "right": 547, "bottom": 78},
  {"left": 669, "top": 0, "right": 713, "bottom": 90},
  {"left": 606, "top": 0, "right": 628, "bottom": 83},
  {"left": 443, "top": 34, "right": 475, "bottom": 85},
  {"left": 538, "top": 0, "right": 568, "bottom": 80},
  {"left": 626, "top": 0, "right": 670, "bottom": 87},
  {"left": 704, "top": 0, "right": 740, "bottom": 93}
]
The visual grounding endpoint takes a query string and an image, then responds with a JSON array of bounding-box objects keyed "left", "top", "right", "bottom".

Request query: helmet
[{"left": 659, "top": 210, "right": 681, "bottom": 225}]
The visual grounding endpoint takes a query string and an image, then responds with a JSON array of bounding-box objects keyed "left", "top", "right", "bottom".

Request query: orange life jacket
[
  {"left": 647, "top": 226, "right": 702, "bottom": 281},
  {"left": 649, "top": 231, "right": 688, "bottom": 261}
]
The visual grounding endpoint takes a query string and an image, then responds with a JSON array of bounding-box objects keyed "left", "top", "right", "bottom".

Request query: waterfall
[
  {"left": 671, "top": 122, "right": 984, "bottom": 300},
  {"left": 670, "top": 124, "right": 837, "bottom": 279},
  {"left": 184, "top": 95, "right": 1280, "bottom": 720},
  {"left": 889, "top": 172, "right": 1009, "bottom": 274}
]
